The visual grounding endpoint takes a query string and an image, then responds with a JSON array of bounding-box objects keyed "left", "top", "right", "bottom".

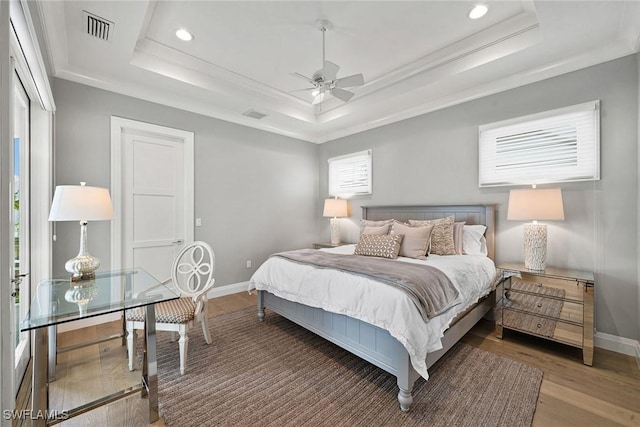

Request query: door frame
[
  {"left": 110, "top": 117, "right": 195, "bottom": 272},
  {"left": 2, "top": 0, "right": 55, "bottom": 412}
]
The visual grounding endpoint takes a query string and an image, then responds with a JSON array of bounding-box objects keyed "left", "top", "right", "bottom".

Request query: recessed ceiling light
[
  {"left": 469, "top": 4, "right": 489, "bottom": 20},
  {"left": 175, "top": 28, "right": 194, "bottom": 41}
]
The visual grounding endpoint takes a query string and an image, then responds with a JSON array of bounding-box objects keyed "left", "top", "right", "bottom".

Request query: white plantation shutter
[
  {"left": 479, "top": 101, "right": 600, "bottom": 187},
  {"left": 328, "top": 150, "right": 372, "bottom": 196}
]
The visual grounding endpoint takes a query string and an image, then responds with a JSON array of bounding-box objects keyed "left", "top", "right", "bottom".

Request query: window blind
[
  {"left": 479, "top": 101, "right": 600, "bottom": 187},
  {"left": 328, "top": 150, "right": 372, "bottom": 196}
]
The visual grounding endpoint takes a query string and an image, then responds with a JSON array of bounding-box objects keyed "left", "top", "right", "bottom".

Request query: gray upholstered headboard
[{"left": 361, "top": 204, "right": 496, "bottom": 260}]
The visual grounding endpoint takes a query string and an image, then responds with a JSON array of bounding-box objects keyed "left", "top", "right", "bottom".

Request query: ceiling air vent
[
  {"left": 242, "top": 109, "right": 267, "bottom": 120},
  {"left": 83, "top": 11, "right": 114, "bottom": 42}
]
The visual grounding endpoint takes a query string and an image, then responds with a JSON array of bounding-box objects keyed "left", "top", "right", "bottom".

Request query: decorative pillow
[
  {"left": 408, "top": 216, "right": 456, "bottom": 255},
  {"left": 361, "top": 224, "right": 391, "bottom": 236},
  {"left": 453, "top": 222, "right": 466, "bottom": 255},
  {"left": 354, "top": 234, "right": 403, "bottom": 259},
  {"left": 463, "top": 225, "right": 488, "bottom": 256},
  {"left": 360, "top": 219, "right": 394, "bottom": 230},
  {"left": 390, "top": 221, "right": 434, "bottom": 259}
]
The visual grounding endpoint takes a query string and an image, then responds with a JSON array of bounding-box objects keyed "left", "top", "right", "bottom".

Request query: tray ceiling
[{"left": 37, "top": 1, "right": 640, "bottom": 143}]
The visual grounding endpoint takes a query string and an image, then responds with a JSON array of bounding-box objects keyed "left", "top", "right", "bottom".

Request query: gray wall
[
  {"left": 318, "top": 55, "right": 639, "bottom": 341},
  {"left": 52, "top": 78, "right": 319, "bottom": 287}
]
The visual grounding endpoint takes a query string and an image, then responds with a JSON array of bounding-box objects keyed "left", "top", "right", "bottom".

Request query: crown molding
[
  {"left": 314, "top": 39, "right": 637, "bottom": 143},
  {"left": 55, "top": 64, "right": 317, "bottom": 143}
]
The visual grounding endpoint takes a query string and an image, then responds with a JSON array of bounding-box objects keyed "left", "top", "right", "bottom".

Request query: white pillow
[{"left": 463, "top": 225, "right": 488, "bottom": 256}]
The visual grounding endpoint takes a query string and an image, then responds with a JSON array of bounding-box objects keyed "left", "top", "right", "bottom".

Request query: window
[
  {"left": 328, "top": 150, "right": 372, "bottom": 196},
  {"left": 478, "top": 101, "right": 600, "bottom": 187}
]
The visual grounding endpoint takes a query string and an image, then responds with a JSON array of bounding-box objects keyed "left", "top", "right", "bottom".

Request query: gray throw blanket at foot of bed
[{"left": 273, "top": 249, "right": 460, "bottom": 322}]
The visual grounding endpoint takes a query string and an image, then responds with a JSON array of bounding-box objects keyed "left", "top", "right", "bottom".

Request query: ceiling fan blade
[
  {"left": 335, "top": 73, "right": 364, "bottom": 88},
  {"left": 331, "top": 87, "right": 355, "bottom": 103},
  {"left": 290, "top": 72, "right": 314, "bottom": 84},
  {"left": 321, "top": 61, "right": 340, "bottom": 81},
  {"left": 289, "top": 87, "right": 317, "bottom": 93},
  {"left": 311, "top": 92, "right": 326, "bottom": 105}
]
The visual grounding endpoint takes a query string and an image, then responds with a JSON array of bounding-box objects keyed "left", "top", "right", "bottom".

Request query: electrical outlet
[
  {"left": 195, "top": 218, "right": 202, "bottom": 227},
  {"left": 246, "top": 260, "right": 252, "bottom": 268}
]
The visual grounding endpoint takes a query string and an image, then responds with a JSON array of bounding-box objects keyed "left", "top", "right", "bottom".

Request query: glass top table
[
  {"left": 21, "top": 268, "right": 178, "bottom": 331},
  {"left": 21, "top": 268, "right": 179, "bottom": 426}
]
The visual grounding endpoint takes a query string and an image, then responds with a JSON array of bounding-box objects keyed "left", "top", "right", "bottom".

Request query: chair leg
[
  {"left": 178, "top": 326, "right": 188, "bottom": 375},
  {"left": 201, "top": 317, "right": 212, "bottom": 344},
  {"left": 126, "top": 323, "right": 136, "bottom": 371}
]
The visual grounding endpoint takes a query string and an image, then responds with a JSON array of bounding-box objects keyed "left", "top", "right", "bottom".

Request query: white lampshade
[
  {"left": 49, "top": 184, "right": 114, "bottom": 222},
  {"left": 507, "top": 188, "right": 564, "bottom": 221},
  {"left": 48, "top": 183, "right": 113, "bottom": 281},
  {"left": 323, "top": 198, "right": 348, "bottom": 218}
]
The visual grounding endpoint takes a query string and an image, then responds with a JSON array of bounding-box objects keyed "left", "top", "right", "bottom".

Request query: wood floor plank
[
  {"left": 540, "top": 380, "right": 640, "bottom": 426},
  {"left": 533, "top": 395, "right": 622, "bottom": 427},
  {"left": 18, "top": 292, "right": 637, "bottom": 426}
]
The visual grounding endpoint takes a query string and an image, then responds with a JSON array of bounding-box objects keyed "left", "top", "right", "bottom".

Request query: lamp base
[
  {"left": 329, "top": 217, "right": 341, "bottom": 245},
  {"left": 66, "top": 221, "right": 100, "bottom": 282},
  {"left": 523, "top": 223, "right": 547, "bottom": 271},
  {"left": 69, "top": 272, "right": 96, "bottom": 283},
  {"left": 65, "top": 254, "right": 99, "bottom": 282}
]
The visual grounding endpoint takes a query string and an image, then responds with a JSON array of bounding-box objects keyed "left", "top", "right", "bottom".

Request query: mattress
[{"left": 249, "top": 244, "right": 496, "bottom": 380}]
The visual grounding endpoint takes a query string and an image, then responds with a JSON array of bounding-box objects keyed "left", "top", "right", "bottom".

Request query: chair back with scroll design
[{"left": 172, "top": 241, "right": 216, "bottom": 306}]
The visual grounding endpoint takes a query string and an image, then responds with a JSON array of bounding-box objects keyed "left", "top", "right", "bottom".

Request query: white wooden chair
[{"left": 126, "top": 241, "right": 215, "bottom": 375}]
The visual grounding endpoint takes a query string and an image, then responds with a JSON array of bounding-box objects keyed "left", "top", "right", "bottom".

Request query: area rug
[{"left": 155, "top": 307, "right": 542, "bottom": 427}]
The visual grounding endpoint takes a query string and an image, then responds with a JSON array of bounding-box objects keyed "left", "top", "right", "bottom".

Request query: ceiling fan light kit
[{"left": 291, "top": 19, "right": 365, "bottom": 106}]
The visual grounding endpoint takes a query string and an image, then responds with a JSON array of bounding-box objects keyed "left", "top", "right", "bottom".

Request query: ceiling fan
[{"left": 291, "top": 20, "right": 365, "bottom": 105}]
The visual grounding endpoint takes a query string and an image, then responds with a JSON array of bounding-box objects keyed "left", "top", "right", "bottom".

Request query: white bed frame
[{"left": 257, "top": 204, "right": 496, "bottom": 411}]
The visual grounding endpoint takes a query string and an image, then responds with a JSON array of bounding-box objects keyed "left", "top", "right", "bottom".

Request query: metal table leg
[
  {"left": 32, "top": 327, "right": 49, "bottom": 427},
  {"left": 48, "top": 325, "right": 57, "bottom": 381},
  {"left": 143, "top": 303, "right": 158, "bottom": 424}
]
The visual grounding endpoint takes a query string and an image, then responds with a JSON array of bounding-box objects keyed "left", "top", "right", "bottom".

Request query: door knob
[{"left": 173, "top": 239, "right": 184, "bottom": 245}]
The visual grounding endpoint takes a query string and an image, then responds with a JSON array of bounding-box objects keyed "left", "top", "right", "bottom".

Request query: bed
[{"left": 249, "top": 204, "right": 497, "bottom": 411}]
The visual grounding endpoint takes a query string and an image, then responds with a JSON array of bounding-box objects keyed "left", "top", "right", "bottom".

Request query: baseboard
[
  {"left": 595, "top": 331, "right": 640, "bottom": 365},
  {"left": 207, "top": 281, "right": 251, "bottom": 298}
]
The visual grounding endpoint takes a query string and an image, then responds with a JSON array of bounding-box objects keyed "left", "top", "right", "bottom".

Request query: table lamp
[
  {"left": 323, "top": 197, "right": 348, "bottom": 245},
  {"left": 48, "top": 182, "right": 114, "bottom": 281},
  {"left": 507, "top": 188, "right": 564, "bottom": 271}
]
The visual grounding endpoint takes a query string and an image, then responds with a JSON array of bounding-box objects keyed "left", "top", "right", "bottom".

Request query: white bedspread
[{"left": 248, "top": 244, "right": 496, "bottom": 380}]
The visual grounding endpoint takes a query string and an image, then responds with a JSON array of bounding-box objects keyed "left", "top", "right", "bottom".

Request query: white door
[
  {"left": 11, "top": 72, "right": 30, "bottom": 388},
  {"left": 111, "top": 118, "right": 194, "bottom": 281}
]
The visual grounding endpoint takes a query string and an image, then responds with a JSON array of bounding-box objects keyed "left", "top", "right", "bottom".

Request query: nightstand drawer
[
  {"left": 500, "top": 309, "right": 583, "bottom": 348},
  {"left": 503, "top": 292, "right": 583, "bottom": 325},
  {"left": 513, "top": 275, "right": 584, "bottom": 302}
]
